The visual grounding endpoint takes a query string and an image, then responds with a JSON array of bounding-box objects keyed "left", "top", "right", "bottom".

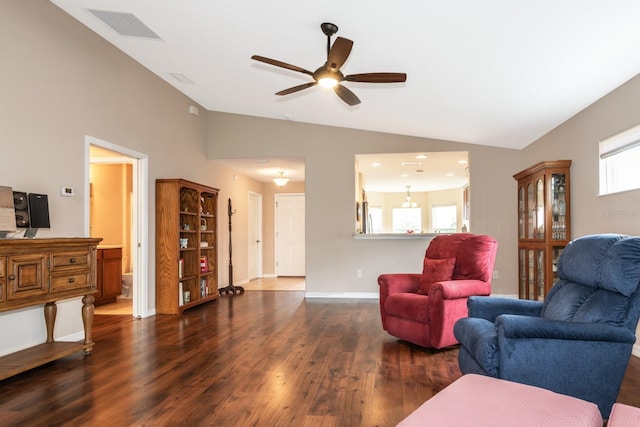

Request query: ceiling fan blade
[
  {"left": 344, "top": 72, "right": 407, "bottom": 83},
  {"left": 251, "top": 55, "right": 314, "bottom": 76},
  {"left": 276, "top": 82, "right": 317, "bottom": 96},
  {"left": 326, "top": 37, "right": 353, "bottom": 71},
  {"left": 334, "top": 84, "right": 360, "bottom": 106}
]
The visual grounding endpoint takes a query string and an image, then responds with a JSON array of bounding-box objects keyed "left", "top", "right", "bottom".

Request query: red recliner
[{"left": 378, "top": 233, "right": 498, "bottom": 349}]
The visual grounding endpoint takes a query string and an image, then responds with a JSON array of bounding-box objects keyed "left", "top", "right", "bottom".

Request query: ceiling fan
[{"left": 251, "top": 23, "right": 407, "bottom": 106}]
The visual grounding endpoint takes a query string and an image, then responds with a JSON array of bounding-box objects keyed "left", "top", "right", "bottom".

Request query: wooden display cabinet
[
  {"left": 156, "top": 179, "right": 219, "bottom": 314},
  {"left": 513, "top": 160, "right": 571, "bottom": 300}
]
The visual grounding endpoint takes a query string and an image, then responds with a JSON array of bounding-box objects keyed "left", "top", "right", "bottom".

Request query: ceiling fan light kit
[{"left": 251, "top": 23, "right": 406, "bottom": 106}]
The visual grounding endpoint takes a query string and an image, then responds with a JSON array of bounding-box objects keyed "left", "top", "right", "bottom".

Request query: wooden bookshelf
[{"left": 156, "top": 179, "right": 219, "bottom": 314}]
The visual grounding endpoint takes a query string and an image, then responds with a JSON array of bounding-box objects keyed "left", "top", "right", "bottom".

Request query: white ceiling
[{"left": 51, "top": 1, "right": 640, "bottom": 190}]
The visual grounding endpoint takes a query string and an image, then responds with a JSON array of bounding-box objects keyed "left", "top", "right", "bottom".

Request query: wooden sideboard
[{"left": 0, "top": 237, "right": 101, "bottom": 381}]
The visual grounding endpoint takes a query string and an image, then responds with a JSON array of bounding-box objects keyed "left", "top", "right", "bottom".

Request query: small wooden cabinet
[
  {"left": 156, "top": 179, "right": 219, "bottom": 314},
  {"left": 0, "top": 237, "right": 101, "bottom": 380},
  {"left": 514, "top": 160, "right": 571, "bottom": 300},
  {"left": 95, "top": 247, "right": 122, "bottom": 306}
]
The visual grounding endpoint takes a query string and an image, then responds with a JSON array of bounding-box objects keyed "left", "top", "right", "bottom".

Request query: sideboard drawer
[
  {"left": 51, "top": 251, "right": 90, "bottom": 270},
  {"left": 50, "top": 271, "right": 91, "bottom": 292}
]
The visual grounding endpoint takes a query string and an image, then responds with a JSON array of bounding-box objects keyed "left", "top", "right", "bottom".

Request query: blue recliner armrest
[
  {"left": 468, "top": 296, "right": 543, "bottom": 322},
  {"left": 496, "top": 315, "right": 637, "bottom": 343}
]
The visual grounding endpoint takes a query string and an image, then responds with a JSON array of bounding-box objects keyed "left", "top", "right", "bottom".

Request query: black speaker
[
  {"left": 28, "top": 193, "right": 50, "bottom": 229},
  {"left": 13, "top": 191, "right": 29, "bottom": 228}
]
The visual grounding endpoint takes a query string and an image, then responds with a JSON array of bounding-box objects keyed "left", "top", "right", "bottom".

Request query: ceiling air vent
[{"left": 87, "top": 9, "right": 161, "bottom": 40}]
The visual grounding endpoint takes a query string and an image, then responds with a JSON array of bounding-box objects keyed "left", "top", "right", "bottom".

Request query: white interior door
[
  {"left": 275, "top": 194, "right": 305, "bottom": 276},
  {"left": 248, "top": 192, "right": 263, "bottom": 280}
]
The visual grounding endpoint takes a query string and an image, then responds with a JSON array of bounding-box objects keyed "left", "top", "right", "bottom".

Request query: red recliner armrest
[
  {"left": 427, "top": 279, "right": 491, "bottom": 349},
  {"left": 430, "top": 279, "right": 491, "bottom": 300},
  {"left": 378, "top": 273, "right": 421, "bottom": 295},
  {"left": 378, "top": 273, "right": 421, "bottom": 330}
]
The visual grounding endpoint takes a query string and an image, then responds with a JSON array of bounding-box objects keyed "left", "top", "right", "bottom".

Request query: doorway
[
  {"left": 85, "top": 136, "right": 150, "bottom": 318},
  {"left": 275, "top": 193, "right": 305, "bottom": 277}
]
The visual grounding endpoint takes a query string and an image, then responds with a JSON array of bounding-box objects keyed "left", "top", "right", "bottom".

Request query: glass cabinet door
[
  {"left": 519, "top": 248, "right": 526, "bottom": 297},
  {"left": 527, "top": 183, "right": 535, "bottom": 239},
  {"left": 518, "top": 186, "right": 525, "bottom": 238},
  {"left": 535, "top": 249, "right": 545, "bottom": 301},
  {"left": 551, "top": 246, "right": 564, "bottom": 283},
  {"left": 535, "top": 178, "right": 544, "bottom": 239},
  {"left": 527, "top": 250, "right": 535, "bottom": 300},
  {"left": 551, "top": 173, "right": 567, "bottom": 241}
]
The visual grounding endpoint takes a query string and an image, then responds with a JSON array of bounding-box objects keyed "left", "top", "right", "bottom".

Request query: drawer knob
[
  {"left": 69, "top": 258, "right": 76, "bottom": 264},
  {"left": 8, "top": 275, "right": 15, "bottom": 281},
  {"left": 68, "top": 277, "right": 75, "bottom": 284}
]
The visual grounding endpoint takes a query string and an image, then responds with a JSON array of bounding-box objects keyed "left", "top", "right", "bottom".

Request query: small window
[
  {"left": 432, "top": 205, "right": 457, "bottom": 233},
  {"left": 392, "top": 208, "right": 421, "bottom": 233},
  {"left": 599, "top": 124, "right": 640, "bottom": 195}
]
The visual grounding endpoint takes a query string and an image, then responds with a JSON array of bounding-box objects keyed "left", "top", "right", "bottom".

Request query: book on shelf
[
  {"left": 179, "top": 258, "right": 185, "bottom": 278},
  {"left": 200, "top": 256, "right": 208, "bottom": 273},
  {"left": 179, "top": 282, "right": 184, "bottom": 306},
  {"left": 200, "top": 279, "right": 206, "bottom": 297}
]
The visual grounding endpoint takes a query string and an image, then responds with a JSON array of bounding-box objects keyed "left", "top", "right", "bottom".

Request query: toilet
[{"left": 121, "top": 272, "right": 133, "bottom": 298}]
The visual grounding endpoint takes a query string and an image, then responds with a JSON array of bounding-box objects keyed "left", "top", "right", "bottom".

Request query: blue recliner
[{"left": 454, "top": 234, "right": 640, "bottom": 418}]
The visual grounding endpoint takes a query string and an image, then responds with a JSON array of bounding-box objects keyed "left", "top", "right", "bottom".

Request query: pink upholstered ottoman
[
  {"left": 608, "top": 403, "right": 640, "bottom": 426},
  {"left": 397, "top": 374, "right": 603, "bottom": 427}
]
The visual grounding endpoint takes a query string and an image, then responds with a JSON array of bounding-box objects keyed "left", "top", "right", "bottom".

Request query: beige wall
[
  {"left": 206, "top": 112, "right": 520, "bottom": 295},
  {"left": 521, "top": 74, "right": 640, "bottom": 238},
  {"left": 90, "top": 164, "right": 126, "bottom": 246},
  {"left": 90, "top": 163, "right": 134, "bottom": 272}
]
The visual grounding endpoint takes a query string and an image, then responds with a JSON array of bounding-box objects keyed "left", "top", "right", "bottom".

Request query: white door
[
  {"left": 275, "top": 194, "right": 305, "bottom": 276},
  {"left": 248, "top": 192, "right": 263, "bottom": 280}
]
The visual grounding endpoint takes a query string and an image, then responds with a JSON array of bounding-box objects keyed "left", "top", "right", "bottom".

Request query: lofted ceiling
[{"left": 51, "top": 1, "right": 640, "bottom": 190}]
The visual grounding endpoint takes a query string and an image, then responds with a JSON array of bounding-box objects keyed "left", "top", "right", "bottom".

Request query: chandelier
[
  {"left": 402, "top": 185, "right": 417, "bottom": 208},
  {"left": 273, "top": 171, "right": 290, "bottom": 187}
]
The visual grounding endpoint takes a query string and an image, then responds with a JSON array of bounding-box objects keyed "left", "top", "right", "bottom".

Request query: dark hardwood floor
[{"left": 0, "top": 291, "right": 639, "bottom": 426}]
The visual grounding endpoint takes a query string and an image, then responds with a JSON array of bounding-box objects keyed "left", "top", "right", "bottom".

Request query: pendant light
[{"left": 273, "top": 171, "right": 290, "bottom": 187}]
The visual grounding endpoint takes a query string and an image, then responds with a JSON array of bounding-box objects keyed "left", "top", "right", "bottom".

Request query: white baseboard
[
  {"left": 305, "top": 292, "right": 379, "bottom": 299},
  {"left": 302, "top": 292, "right": 519, "bottom": 300}
]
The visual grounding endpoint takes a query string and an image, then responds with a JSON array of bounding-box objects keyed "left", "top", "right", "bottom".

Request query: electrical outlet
[
  {"left": 492, "top": 270, "right": 500, "bottom": 279},
  {"left": 356, "top": 269, "right": 362, "bottom": 279}
]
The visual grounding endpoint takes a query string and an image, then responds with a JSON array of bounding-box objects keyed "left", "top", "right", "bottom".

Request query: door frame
[
  {"left": 248, "top": 191, "right": 263, "bottom": 280},
  {"left": 85, "top": 136, "right": 150, "bottom": 318}
]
